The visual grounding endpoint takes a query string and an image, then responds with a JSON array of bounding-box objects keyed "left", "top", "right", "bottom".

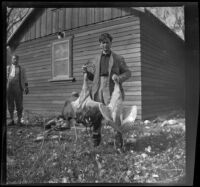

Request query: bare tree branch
[
  {"left": 7, "top": 17, "right": 24, "bottom": 33},
  {"left": 7, "top": 8, "right": 31, "bottom": 38},
  {"left": 7, "top": 8, "right": 13, "bottom": 19}
]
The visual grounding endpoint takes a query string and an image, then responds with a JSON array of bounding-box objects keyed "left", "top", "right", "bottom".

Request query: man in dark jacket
[
  {"left": 7, "top": 55, "right": 29, "bottom": 126},
  {"left": 82, "top": 33, "right": 131, "bottom": 148}
]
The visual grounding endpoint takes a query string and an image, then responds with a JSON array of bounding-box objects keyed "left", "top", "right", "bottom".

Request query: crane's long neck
[
  {"left": 109, "top": 80, "right": 122, "bottom": 110},
  {"left": 71, "top": 72, "right": 89, "bottom": 111},
  {"left": 79, "top": 72, "right": 90, "bottom": 105},
  {"left": 82, "top": 72, "right": 88, "bottom": 92}
]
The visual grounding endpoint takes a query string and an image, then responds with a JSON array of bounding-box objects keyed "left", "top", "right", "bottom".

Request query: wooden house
[{"left": 7, "top": 7, "right": 185, "bottom": 120}]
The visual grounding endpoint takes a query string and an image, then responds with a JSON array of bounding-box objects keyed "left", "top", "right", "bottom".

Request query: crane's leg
[{"left": 113, "top": 111, "right": 124, "bottom": 151}]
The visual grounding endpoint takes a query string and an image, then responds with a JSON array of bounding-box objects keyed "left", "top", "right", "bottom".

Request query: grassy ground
[{"left": 6, "top": 110, "right": 185, "bottom": 184}]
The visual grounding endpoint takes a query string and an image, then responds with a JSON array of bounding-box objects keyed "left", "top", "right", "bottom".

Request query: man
[
  {"left": 82, "top": 33, "right": 131, "bottom": 148},
  {"left": 7, "top": 55, "right": 29, "bottom": 126}
]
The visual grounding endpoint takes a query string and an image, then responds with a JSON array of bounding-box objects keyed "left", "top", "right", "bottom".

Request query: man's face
[
  {"left": 100, "top": 38, "right": 112, "bottom": 53},
  {"left": 12, "top": 56, "right": 18, "bottom": 65}
]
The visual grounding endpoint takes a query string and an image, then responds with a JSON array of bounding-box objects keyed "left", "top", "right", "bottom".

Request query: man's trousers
[{"left": 7, "top": 81, "right": 23, "bottom": 120}]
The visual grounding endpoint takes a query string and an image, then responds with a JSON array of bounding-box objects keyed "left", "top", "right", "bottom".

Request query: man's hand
[
  {"left": 24, "top": 87, "right": 29, "bottom": 95},
  {"left": 112, "top": 74, "right": 120, "bottom": 83},
  {"left": 82, "top": 64, "right": 88, "bottom": 73}
]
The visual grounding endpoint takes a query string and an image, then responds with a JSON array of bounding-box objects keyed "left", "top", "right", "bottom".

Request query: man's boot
[
  {"left": 8, "top": 113, "right": 15, "bottom": 126},
  {"left": 115, "top": 132, "right": 124, "bottom": 151},
  {"left": 17, "top": 113, "right": 23, "bottom": 125},
  {"left": 8, "top": 119, "right": 15, "bottom": 126},
  {"left": 92, "top": 120, "right": 102, "bottom": 147}
]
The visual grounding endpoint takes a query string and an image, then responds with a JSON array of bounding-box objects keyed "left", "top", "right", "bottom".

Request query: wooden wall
[
  {"left": 13, "top": 15, "right": 142, "bottom": 119},
  {"left": 17, "top": 8, "right": 134, "bottom": 43},
  {"left": 140, "top": 13, "right": 185, "bottom": 120}
]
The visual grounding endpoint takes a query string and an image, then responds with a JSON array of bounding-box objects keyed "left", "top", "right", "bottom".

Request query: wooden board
[
  {"left": 14, "top": 8, "right": 139, "bottom": 43},
  {"left": 140, "top": 15, "right": 185, "bottom": 120}
]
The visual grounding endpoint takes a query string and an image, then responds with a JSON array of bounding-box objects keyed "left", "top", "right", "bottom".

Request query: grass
[{"left": 6, "top": 110, "right": 185, "bottom": 184}]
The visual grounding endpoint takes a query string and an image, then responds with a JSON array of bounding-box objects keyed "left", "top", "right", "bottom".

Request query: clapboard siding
[
  {"left": 13, "top": 15, "right": 142, "bottom": 119},
  {"left": 30, "top": 21, "right": 36, "bottom": 40},
  {"left": 72, "top": 8, "right": 79, "bottom": 28},
  {"left": 79, "top": 8, "right": 87, "bottom": 26},
  {"left": 35, "top": 10, "right": 42, "bottom": 38},
  {"left": 112, "top": 7, "right": 122, "bottom": 18},
  {"left": 74, "top": 19, "right": 139, "bottom": 39},
  {"left": 103, "top": 8, "right": 112, "bottom": 20},
  {"left": 17, "top": 32, "right": 140, "bottom": 54},
  {"left": 74, "top": 37, "right": 140, "bottom": 51},
  {"left": 94, "top": 8, "right": 103, "bottom": 22},
  {"left": 74, "top": 33, "right": 140, "bottom": 46},
  {"left": 17, "top": 8, "right": 135, "bottom": 44},
  {"left": 46, "top": 9, "right": 52, "bottom": 35},
  {"left": 41, "top": 9, "right": 47, "bottom": 37},
  {"left": 73, "top": 57, "right": 141, "bottom": 70},
  {"left": 140, "top": 14, "right": 185, "bottom": 120},
  {"left": 141, "top": 40, "right": 182, "bottom": 70}
]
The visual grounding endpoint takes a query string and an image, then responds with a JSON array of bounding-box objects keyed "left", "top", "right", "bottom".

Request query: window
[{"left": 50, "top": 36, "right": 74, "bottom": 81}]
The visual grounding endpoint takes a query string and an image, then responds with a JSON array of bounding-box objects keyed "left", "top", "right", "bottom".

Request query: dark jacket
[
  {"left": 7, "top": 65, "right": 28, "bottom": 91},
  {"left": 87, "top": 51, "right": 131, "bottom": 100}
]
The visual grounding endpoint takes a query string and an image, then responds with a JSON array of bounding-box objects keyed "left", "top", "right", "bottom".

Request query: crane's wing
[
  {"left": 122, "top": 105, "right": 137, "bottom": 125},
  {"left": 99, "top": 103, "right": 112, "bottom": 121}
]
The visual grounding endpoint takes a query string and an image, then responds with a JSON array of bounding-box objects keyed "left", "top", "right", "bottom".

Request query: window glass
[
  {"left": 54, "top": 59, "right": 69, "bottom": 77},
  {"left": 52, "top": 40, "right": 69, "bottom": 78},
  {"left": 54, "top": 41, "right": 69, "bottom": 60}
]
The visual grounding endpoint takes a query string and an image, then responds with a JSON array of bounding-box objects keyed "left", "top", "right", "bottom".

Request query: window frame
[{"left": 49, "top": 35, "right": 74, "bottom": 82}]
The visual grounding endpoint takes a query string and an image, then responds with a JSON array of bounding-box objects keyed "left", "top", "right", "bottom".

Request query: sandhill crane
[{"left": 99, "top": 74, "right": 137, "bottom": 135}]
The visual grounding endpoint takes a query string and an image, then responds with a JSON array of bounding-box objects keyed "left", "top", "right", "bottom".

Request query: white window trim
[
  {"left": 49, "top": 36, "right": 75, "bottom": 82},
  {"left": 52, "top": 39, "right": 70, "bottom": 79}
]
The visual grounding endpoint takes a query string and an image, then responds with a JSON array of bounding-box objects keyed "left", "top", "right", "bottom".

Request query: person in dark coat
[
  {"left": 7, "top": 55, "right": 29, "bottom": 125},
  {"left": 82, "top": 33, "right": 131, "bottom": 148}
]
